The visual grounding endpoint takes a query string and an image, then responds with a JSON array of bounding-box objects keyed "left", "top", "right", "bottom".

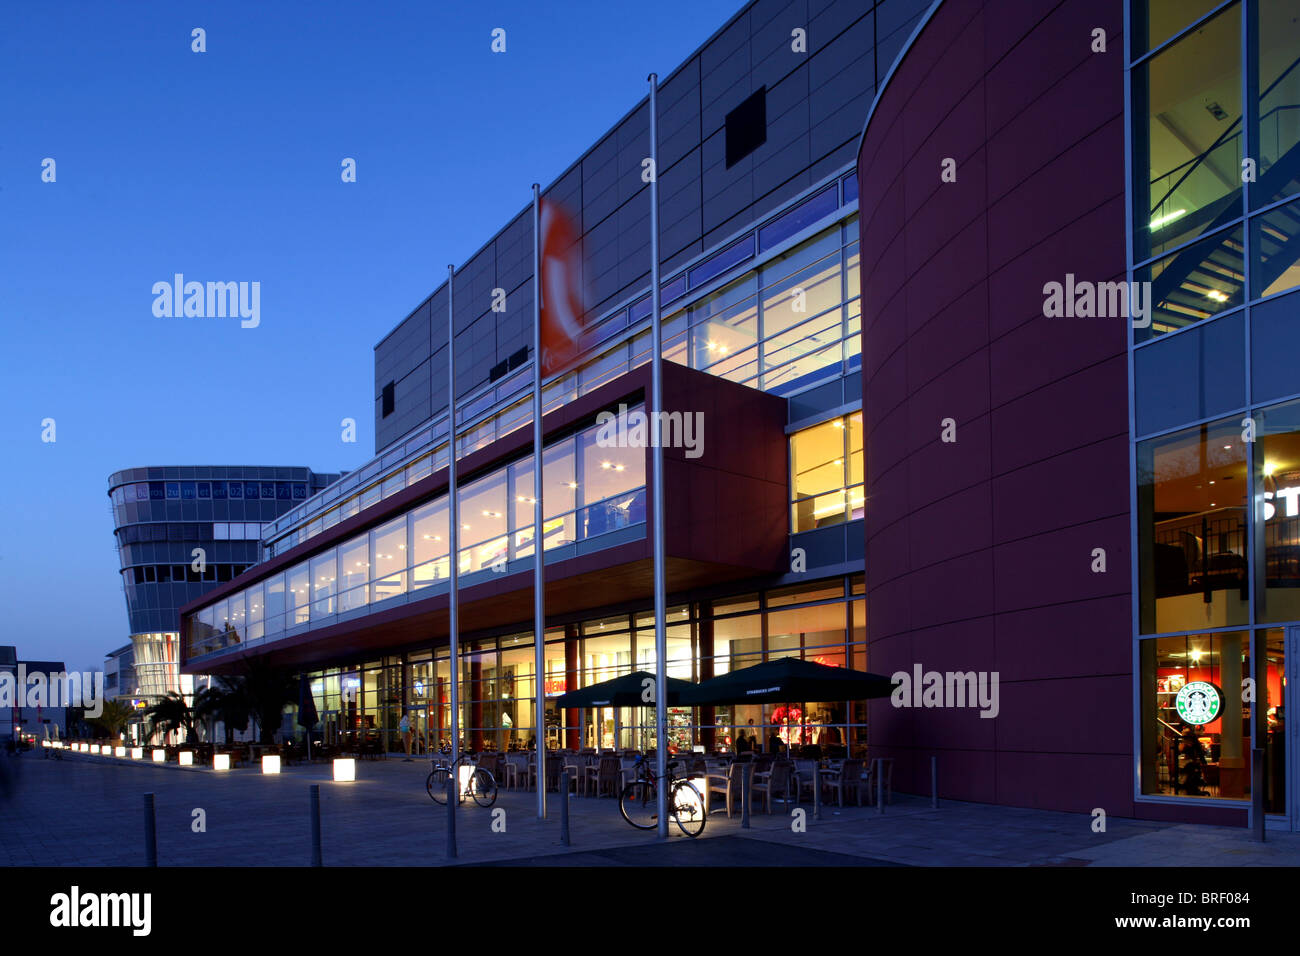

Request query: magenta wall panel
[{"left": 857, "top": 0, "right": 1142, "bottom": 818}]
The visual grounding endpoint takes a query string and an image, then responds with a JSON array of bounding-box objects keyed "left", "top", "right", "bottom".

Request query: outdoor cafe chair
[
  {"left": 822, "top": 758, "right": 865, "bottom": 807},
  {"left": 752, "top": 759, "right": 798, "bottom": 813},
  {"left": 589, "top": 755, "right": 621, "bottom": 797},
  {"left": 564, "top": 753, "right": 591, "bottom": 796},
  {"left": 706, "top": 761, "right": 752, "bottom": 818}
]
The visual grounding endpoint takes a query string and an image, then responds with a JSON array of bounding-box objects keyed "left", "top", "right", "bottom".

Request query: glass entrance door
[{"left": 1286, "top": 628, "right": 1300, "bottom": 828}]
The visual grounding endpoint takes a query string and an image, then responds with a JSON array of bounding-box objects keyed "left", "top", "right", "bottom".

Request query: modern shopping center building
[{"left": 179, "top": 0, "right": 1300, "bottom": 828}]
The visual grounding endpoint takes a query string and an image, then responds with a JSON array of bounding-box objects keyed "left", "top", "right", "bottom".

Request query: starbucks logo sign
[{"left": 1175, "top": 681, "right": 1222, "bottom": 725}]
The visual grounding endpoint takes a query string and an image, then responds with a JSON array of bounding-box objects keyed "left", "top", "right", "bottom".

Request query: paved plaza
[{"left": 2, "top": 752, "right": 1299, "bottom": 867}]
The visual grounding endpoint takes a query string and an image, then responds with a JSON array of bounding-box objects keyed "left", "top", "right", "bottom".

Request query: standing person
[{"left": 399, "top": 712, "right": 413, "bottom": 761}]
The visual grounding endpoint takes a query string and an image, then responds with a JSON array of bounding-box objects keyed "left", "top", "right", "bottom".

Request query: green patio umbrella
[
  {"left": 555, "top": 670, "right": 695, "bottom": 709},
  {"left": 678, "top": 657, "right": 895, "bottom": 753}
]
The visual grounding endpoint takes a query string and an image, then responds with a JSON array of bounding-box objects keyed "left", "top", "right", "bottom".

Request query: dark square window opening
[
  {"left": 381, "top": 381, "right": 396, "bottom": 418},
  {"left": 725, "top": 87, "right": 767, "bottom": 168}
]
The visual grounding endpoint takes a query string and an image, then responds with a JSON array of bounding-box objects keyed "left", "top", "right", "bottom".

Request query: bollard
[
  {"left": 740, "top": 765, "right": 751, "bottom": 829},
  {"left": 309, "top": 784, "right": 322, "bottom": 867},
  {"left": 445, "top": 766, "right": 457, "bottom": 859},
  {"left": 931, "top": 756, "right": 938, "bottom": 809},
  {"left": 560, "top": 769, "right": 571, "bottom": 846},
  {"left": 1251, "top": 748, "right": 1265, "bottom": 843},
  {"left": 143, "top": 793, "right": 157, "bottom": 867},
  {"left": 876, "top": 760, "right": 884, "bottom": 815}
]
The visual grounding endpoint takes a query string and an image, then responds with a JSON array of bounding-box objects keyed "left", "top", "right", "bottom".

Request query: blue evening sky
[{"left": 0, "top": 0, "right": 745, "bottom": 674}]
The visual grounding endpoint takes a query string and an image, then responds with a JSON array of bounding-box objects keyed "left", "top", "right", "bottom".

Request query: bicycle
[
  {"left": 426, "top": 749, "right": 497, "bottom": 807},
  {"left": 618, "top": 754, "right": 706, "bottom": 837}
]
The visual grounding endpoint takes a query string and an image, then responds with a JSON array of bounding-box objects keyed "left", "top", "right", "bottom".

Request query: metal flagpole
[
  {"left": 648, "top": 73, "right": 669, "bottom": 839},
  {"left": 447, "top": 264, "right": 461, "bottom": 775},
  {"left": 532, "top": 183, "right": 547, "bottom": 820}
]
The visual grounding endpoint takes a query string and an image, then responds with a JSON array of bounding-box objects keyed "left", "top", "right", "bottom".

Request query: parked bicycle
[
  {"left": 426, "top": 748, "right": 497, "bottom": 807},
  {"left": 618, "top": 754, "right": 705, "bottom": 837}
]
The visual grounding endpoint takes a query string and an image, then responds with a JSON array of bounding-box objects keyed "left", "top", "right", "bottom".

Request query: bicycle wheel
[
  {"left": 619, "top": 780, "right": 659, "bottom": 829},
  {"left": 427, "top": 767, "right": 451, "bottom": 804},
  {"left": 471, "top": 768, "right": 497, "bottom": 807},
  {"left": 671, "top": 781, "right": 706, "bottom": 837}
]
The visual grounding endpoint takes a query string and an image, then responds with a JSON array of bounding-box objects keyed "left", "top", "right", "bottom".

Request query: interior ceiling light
[{"left": 1149, "top": 209, "right": 1187, "bottom": 230}]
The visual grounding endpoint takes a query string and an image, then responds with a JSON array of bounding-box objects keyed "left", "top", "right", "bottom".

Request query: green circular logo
[{"left": 1175, "top": 681, "right": 1222, "bottom": 725}]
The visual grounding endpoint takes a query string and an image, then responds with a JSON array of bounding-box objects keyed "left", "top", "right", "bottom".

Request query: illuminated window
[{"left": 789, "top": 412, "right": 863, "bottom": 532}]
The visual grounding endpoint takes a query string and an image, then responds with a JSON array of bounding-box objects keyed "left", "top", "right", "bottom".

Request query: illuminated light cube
[
  {"left": 152, "top": 750, "right": 165, "bottom": 762},
  {"left": 213, "top": 753, "right": 231, "bottom": 771},
  {"left": 90, "top": 745, "right": 101, "bottom": 755},
  {"left": 262, "top": 755, "right": 281, "bottom": 775},
  {"left": 114, "top": 746, "right": 126, "bottom": 757},
  {"left": 333, "top": 758, "right": 356, "bottom": 782},
  {"left": 131, "top": 748, "right": 143, "bottom": 760},
  {"left": 178, "top": 751, "right": 193, "bottom": 766}
]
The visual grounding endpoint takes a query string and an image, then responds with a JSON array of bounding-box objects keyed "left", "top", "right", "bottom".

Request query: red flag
[{"left": 538, "top": 198, "right": 585, "bottom": 378}]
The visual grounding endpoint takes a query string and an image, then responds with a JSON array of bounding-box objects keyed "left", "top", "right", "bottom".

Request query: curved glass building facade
[
  {"left": 108, "top": 466, "right": 340, "bottom": 700},
  {"left": 1130, "top": 0, "right": 1300, "bottom": 820}
]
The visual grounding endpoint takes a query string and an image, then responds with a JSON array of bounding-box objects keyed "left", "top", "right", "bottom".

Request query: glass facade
[
  {"left": 263, "top": 205, "right": 861, "bottom": 561},
  {"left": 1130, "top": 0, "right": 1300, "bottom": 808},
  {"left": 186, "top": 409, "right": 649, "bottom": 660},
  {"left": 290, "top": 576, "right": 867, "bottom": 758}
]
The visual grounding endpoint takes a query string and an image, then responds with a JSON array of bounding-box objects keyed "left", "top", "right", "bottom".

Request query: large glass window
[
  {"left": 370, "top": 516, "right": 406, "bottom": 603},
  {"left": 286, "top": 561, "right": 310, "bottom": 625},
  {"left": 1134, "top": 225, "right": 1244, "bottom": 341},
  {"left": 1251, "top": 196, "right": 1300, "bottom": 299},
  {"left": 1253, "top": 398, "right": 1300, "bottom": 622},
  {"left": 310, "top": 550, "right": 338, "bottom": 620},
  {"left": 410, "top": 499, "right": 448, "bottom": 590},
  {"left": 579, "top": 419, "right": 647, "bottom": 539},
  {"left": 338, "top": 535, "right": 369, "bottom": 612},
  {"left": 1138, "top": 417, "right": 1249, "bottom": 634},
  {"left": 458, "top": 470, "right": 508, "bottom": 573},
  {"left": 1256, "top": 628, "right": 1286, "bottom": 814},
  {"left": 790, "top": 412, "right": 864, "bottom": 532},
  {"left": 1133, "top": 0, "right": 1227, "bottom": 56},
  {"left": 1140, "top": 632, "right": 1250, "bottom": 799},
  {"left": 1250, "top": 0, "right": 1300, "bottom": 211},
  {"left": 1134, "top": 4, "right": 1242, "bottom": 264}
]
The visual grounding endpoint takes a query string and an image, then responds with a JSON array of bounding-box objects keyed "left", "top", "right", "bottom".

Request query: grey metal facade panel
[
  {"left": 371, "top": 0, "right": 889, "bottom": 452},
  {"left": 494, "top": 209, "right": 533, "bottom": 296},
  {"left": 875, "top": 4, "right": 927, "bottom": 86},
  {"left": 374, "top": 300, "right": 431, "bottom": 395},
  {"left": 810, "top": 0, "right": 875, "bottom": 45},
  {"left": 751, "top": 4, "right": 810, "bottom": 93}
]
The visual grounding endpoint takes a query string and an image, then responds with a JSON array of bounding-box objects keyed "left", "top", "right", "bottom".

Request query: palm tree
[
  {"left": 194, "top": 679, "right": 252, "bottom": 746},
  {"left": 89, "top": 700, "right": 135, "bottom": 740},
  {"left": 142, "top": 692, "right": 199, "bottom": 744},
  {"left": 238, "top": 662, "right": 298, "bottom": 744}
]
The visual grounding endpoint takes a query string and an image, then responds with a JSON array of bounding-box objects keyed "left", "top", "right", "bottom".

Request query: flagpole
[
  {"left": 532, "top": 183, "right": 547, "bottom": 820},
  {"left": 647, "top": 73, "right": 669, "bottom": 839},
  {"left": 447, "top": 263, "right": 461, "bottom": 779}
]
